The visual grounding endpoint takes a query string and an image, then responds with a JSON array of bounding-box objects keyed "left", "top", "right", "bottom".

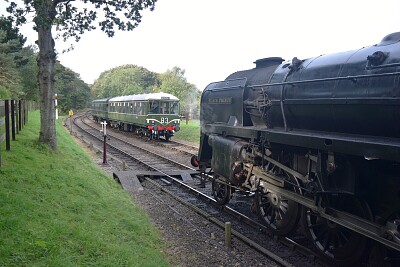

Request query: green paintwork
[{"left": 108, "top": 111, "right": 180, "bottom": 128}]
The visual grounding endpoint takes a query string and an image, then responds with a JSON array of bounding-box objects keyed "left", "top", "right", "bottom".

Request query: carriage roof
[
  {"left": 92, "top": 98, "right": 110, "bottom": 103},
  {"left": 109, "top": 92, "right": 179, "bottom": 102}
]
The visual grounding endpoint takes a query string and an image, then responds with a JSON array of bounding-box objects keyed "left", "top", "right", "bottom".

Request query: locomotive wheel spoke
[
  {"left": 255, "top": 191, "right": 300, "bottom": 235},
  {"left": 211, "top": 176, "right": 231, "bottom": 205},
  {"left": 254, "top": 168, "right": 301, "bottom": 236},
  {"left": 308, "top": 221, "right": 324, "bottom": 229},
  {"left": 302, "top": 195, "right": 371, "bottom": 266},
  {"left": 323, "top": 235, "right": 331, "bottom": 252},
  {"left": 314, "top": 228, "right": 329, "bottom": 242}
]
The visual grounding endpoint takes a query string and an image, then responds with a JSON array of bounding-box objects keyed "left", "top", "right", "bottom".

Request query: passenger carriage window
[{"left": 138, "top": 102, "right": 143, "bottom": 115}]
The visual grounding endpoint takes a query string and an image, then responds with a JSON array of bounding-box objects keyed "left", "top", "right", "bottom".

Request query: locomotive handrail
[
  {"left": 366, "top": 62, "right": 400, "bottom": 70},
  {"left": 251, "top": 71, "right": 400, "bottom": 88},
  {"left": 205, "top": 77, "right": 247, "bottom": 91}
]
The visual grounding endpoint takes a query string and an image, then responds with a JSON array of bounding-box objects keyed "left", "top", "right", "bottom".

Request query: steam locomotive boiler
[{"left": 195, "top": 32, "right": 400, "bottom": 266}]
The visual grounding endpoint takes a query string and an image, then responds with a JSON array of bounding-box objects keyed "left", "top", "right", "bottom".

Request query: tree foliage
[
  {"left": 0, "top": 32, "right": 23, "bottom": 98},
  {"left": 6, "top": 0, "right": 157, "bottom": 42},
  {"left": 91, "top": 64, "right": 201, "bottom": 118},
  {"left": 17, "top": 45, "right": 40, "bottom": 101},
  {"left": 55, "top": 63, "right": 91, "bottom": 113},
  {"left": 0, "top": 15, "right": 34, "bottom": 99},
  {"left": 91, "top": 65, "right": 158, "bottom": 98},
  {"left": 6, "top": 0, "right": 158, "bottom": 150},
  {"left": 155, "top": 66, "right": 200, "bottom": 118}
]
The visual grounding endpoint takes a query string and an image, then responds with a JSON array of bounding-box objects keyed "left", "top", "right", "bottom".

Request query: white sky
[{"left": 4, "top": 0, "right": 400, "bottom": 90}]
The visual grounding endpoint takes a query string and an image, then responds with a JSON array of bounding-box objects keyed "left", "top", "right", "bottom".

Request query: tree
[
  {"left": 156, "top": 67, "right": 200, "bottom": 120},
  {"left": 18, "top": 45, "right": 40, "bottom": 101},
  {"left": 55, "top": 63, "right": 91, "bottom": 113},
  {"left": 6, "top": 0, "right": 158, "bottom": 150},
  {"left": 91, "top": 65, "right": 158, "bottom": 98}
]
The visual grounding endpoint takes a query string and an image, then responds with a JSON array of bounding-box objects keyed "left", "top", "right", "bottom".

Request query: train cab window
[
  {"left": 160, "top": 102, "right": 169, "bottom": 114},
  {"left": 149, "top": 101, "right": 159, "bottom": 114},
  {"left": 170, "top": 101, "right": 179, "bottom": 114}
]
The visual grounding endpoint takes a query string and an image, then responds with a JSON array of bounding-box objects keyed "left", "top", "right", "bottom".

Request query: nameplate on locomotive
[{"left": 208, "top": 97, "right": 232, "bottom": 104}]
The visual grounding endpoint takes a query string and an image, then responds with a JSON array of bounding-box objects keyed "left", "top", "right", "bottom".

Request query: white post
[
  {"left": 100, "top": 121, "right": 108, "bottom": 164},
  {"left": 55, "top": 93, "right": 58, "bottom": 120}
]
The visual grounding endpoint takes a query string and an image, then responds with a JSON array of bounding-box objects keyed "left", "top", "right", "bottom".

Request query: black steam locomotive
[{"left": 194, "top": 32, "right": 400, "bottom": 266}]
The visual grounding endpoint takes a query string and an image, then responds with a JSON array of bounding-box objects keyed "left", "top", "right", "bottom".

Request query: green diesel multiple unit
[{"left": 91, "top": 92, "right": 180, "bottom": 140}]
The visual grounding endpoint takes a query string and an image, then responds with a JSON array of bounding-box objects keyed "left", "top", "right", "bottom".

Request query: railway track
[
  {"left": 155, "top": 139, "right": 199, "bottom": 156},
  {"left": 69, "top": 112, "right": 327, "bottom": 267},
  {"left": 83, "top": 113, "right": 198, "bottom": 156}
]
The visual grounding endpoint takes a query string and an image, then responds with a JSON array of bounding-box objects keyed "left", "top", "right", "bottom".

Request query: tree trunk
[{"left": 37, "top": 2, "right": 57, "bottom": 150}]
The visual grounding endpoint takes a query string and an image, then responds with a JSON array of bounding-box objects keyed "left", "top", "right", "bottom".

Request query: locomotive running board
[
  {"left": 265, "top": 180, "right": 400, "bottom": 252},
  {"left": 264, "top": 128, "right": 400, "bottom": 163},
  {"left": 204, "top": 123, "right": 400, "bottom": 163}
]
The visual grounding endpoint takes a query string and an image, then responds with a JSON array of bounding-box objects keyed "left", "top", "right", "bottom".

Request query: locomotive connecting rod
[{"left": 264, "top": 180, "right": 400, "bottom": 252}]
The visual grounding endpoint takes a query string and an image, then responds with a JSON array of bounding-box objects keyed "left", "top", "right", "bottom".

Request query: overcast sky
[{"left": 5, "top": 0, "right": 400, "bottom": 90}]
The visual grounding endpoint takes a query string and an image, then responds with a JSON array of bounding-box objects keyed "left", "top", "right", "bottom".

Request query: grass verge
[
  {"left": 0, "top": 111, "right": 169, "bottom": 266},
  {"left": 174, "top": 120, "right": 200, "bottom": 144}
]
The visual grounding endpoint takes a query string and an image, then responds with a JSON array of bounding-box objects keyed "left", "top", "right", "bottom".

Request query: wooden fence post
[
  {"left": 11, "top": 100, "right": 16, "bottom": 141},
  {"left": 0, "top": 100, "right": 5, "bottom": 167},
  {"left": 5, "top": 100, "right": 10, "bottom": 151},
  {"left": 18, "top": 100, "right": 22, "bottom": 131}
]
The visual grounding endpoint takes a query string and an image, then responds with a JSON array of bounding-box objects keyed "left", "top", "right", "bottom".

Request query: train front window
[
  {"left": 160, "top": 102, "right": 169, "bottom": 114},
  {"left": 149, "top": 101, "right": 159, "bottom": 114},
  {"left": 170, "top": 101, "right": 179, "bottom": 114}
]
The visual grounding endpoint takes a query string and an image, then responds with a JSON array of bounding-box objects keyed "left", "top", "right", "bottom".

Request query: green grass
[
  {"left": 174, "top": 119, "right": 200, "bottom": 144},
  {"left": 0, "top": 111, "right": 169, "bottom": 267}
]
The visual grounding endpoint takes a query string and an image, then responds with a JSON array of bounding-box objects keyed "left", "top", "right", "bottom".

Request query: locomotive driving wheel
[
  {"left": 254, "top": 171, "right": 301, "bottom": 236},
  {"left": 212, "top": 175, "right": 231, "bottom": 205},
  {"left": 302, "top": 195, "right": 372, "bottom": 266}
]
